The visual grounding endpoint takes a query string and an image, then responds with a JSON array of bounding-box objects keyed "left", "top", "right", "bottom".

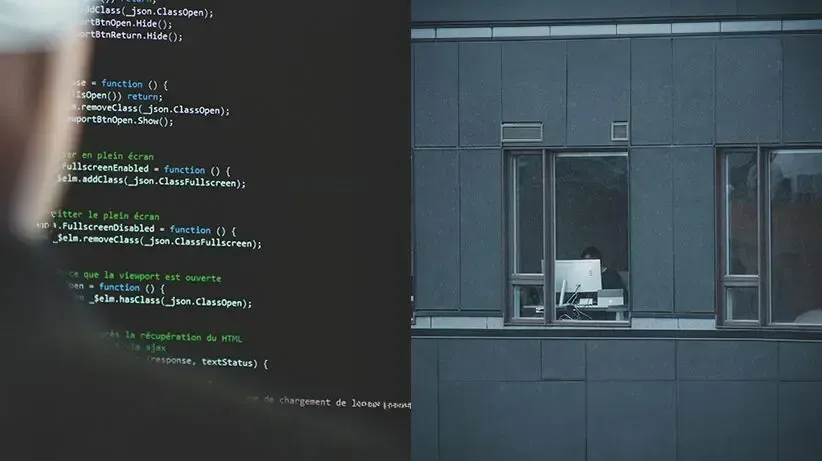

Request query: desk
[
  {"left": 522, "top": 305, "right": 628, "bottom": 321},
  {"left": 573, "top": 304, "right": 628, "bottom": 322}
]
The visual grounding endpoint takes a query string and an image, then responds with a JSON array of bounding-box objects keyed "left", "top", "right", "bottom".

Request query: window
[
  {"left": 719, "top": 148, "right": 822, "bottom": 326},
  {"left": 411, "top": 151, "right": 415, "bottom": 323},
  {"left": 507, "top": 150, "right": 630, "bottom": 323}
]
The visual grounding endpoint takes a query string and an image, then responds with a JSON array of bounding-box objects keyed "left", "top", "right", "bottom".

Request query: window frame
[
  {"left": 716, "top": 146, "right": 822, "bottom": 329},
  {"left": 411, "top": 149, "right": 415, "bottom": 325},
  {"left": 716, "top": 147, "right": 766, "bottom": 327},
  {"left": 505, "top": 149, "right": 631, "bottom": 326}
]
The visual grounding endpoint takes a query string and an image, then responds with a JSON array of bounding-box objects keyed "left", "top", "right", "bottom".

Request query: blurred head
[
  {"left": 0, "top": 0, "right": 91, "bottom": 240},
  {"left": 580, "top": 246, "right": 602, "bottom": 260}
]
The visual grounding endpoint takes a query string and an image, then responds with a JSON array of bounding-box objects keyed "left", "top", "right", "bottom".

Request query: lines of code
[
  {"left": 52, "top": 1, "right": 282, "bottom": 395},
  {"left": 45, "top": 0, "right": 409, "bottom": 421},
  {"left": 46, "top": 209, "right": 261, "bottom": 249},
  {"left": 83, "top": 0, "right": 212, "bottom": 44},
  {"left": 59, "top": 149, "right": 246, "bottom": 189},
  {"left": 61, "top": 267, "right": 249, "bottom": 309},
  {"left": 99, "top": 329, "right": 266, "bottom": 369},
  {"left": 71, "top": 78, "right": 230, "bottom": 127}
]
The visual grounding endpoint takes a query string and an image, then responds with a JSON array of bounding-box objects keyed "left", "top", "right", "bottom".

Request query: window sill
[
  {"left": 718, "top": 322, "right": 822, "bottom": 332},
  {"left": 412, "top": 316, "right": 721, "bottom": 331},
  {"left": 412, "top": 316, "right": 631, "bottom": 330},
  {"left": 507, "top": 319, "right": 631, "bottom": 329},
  {"left": 412, "top": 315, "right": 822, "bottom": 340}
]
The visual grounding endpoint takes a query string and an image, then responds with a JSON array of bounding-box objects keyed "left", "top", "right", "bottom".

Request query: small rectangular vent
[
  {"left": 611, "top": 121, "right": 629, "bottom": 142},
  {"left": 501, "top": 123, "right": 543, "bottom": 143}
]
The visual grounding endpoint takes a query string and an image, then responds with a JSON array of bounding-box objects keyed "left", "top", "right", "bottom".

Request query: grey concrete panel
[
  {"left": 677, "top": 381, "right": 778, "bottom": 461},
  {"left": 412, "top": 340, "right": 439, "bottom": 461},
  {"left": 672, "top": 147, "right": 715, "bottom": 313},
  {"left": 738, "top": 0, "right": 822, "bottom": 15},
  {"left": 439, "top": 339, "right": 541, "bottom": 382},
  {"left": 586, "top": 340, "right": 676, "bottom": 380},
  {"left": 587, "top": 381, "right": 676, "bottom": 461},
  {"left": 716, "top": 37, "right": 782, "bottom": 143},
  {"left": 459, "top": 42, "right": 502, "bottom": 147},
  {"left": 779, "top": 382, "right": 822, "bottom": 461},
  {"left": 541, "top": 340, "right": 586, "bottom": 380},
  {"left": 459, "top": 150, "right": 504, "bottom": 311},
  {"left": 414, "top": 43, "right": 459, "bottom": 147},
  {"left": 439, "top": 381, "right": 586, "bottom": 461},
  {"left": 677, "top": 340, "right": 778, "bottom": 380},
  {"left": 413, "top": 150, "right": 460, "bottom": 311},
  {"left": 670, "top": 0, "right": 737, "bottom": 16},
  {"left": 414, "top": 0, "right": 703, "bottom": 23},
  {"left": 779, "top": 341, "right": 822, "bottom": 381},
  {"left": 630, "top": 147, "right": 674, "bottom": 313},
  {"left": 501, "top": 40, "right": 566, "bottom": 145},
  {"left": 783, "top": 36, "right": 822, "bottom": 143},
  {"left": 566, "top": 39, "right": 630, "bottom": 146},
  {"left": 631, "top": 38, "right": 673, "bottom": 145},
  {"left": 673, "top": 38, "right": 715, "bottom": 145}
]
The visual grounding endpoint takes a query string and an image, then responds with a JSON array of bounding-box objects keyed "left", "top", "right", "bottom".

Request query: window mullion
[
  {"left": 722, "top": 276, "right": 760, "bottom": 287},
  {"left": 510, "top": 155, "right": 519, "bottom": 275},
  {"left": 717, "top": 152, "right": 726, "bottom": 324},
  {"left": 543, "top": 149, "right": 554, "bottom": 325},
  {"left": 758, "top": 147, "right": 769, "bottom": 326}
]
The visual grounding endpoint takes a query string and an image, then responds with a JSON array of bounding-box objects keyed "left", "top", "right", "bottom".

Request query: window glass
[
  {"left": 554, "top": 154, "right": 629, "bottom": 321},
  {"left": 513, "top": 154, "right": 544, "bottom": 275},
  {"left": 726, "top": 286, "right": 758, "bottom": 321},
  {"left": 770, "top": 151, "right": 822, "bottom": 324},
  {"left": 513, "top": 285, "right": 544, "bottom": 319},
  {"left": 725, "top": 152, "right": 758, "bottom": 275}
]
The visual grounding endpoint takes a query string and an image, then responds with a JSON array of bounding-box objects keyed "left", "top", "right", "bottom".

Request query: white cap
[{"left": 0, "top": 0, "right": 89, "bottom": 52}]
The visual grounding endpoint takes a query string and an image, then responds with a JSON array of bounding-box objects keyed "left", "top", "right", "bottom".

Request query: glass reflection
[
  {"left": 770, "top": 151, "right": 822, "bottom": 323},
  {"left": 513, "top": 285, "right": 544, "bottom": 319},
  {"left": 514, "top": 154, "right": 543, "bottom": 274},
  {"left": 725, "top": 152, "right": 758, "bottom": 275},
  {"left": 727, "top": 286, "right": 758, "bottom": 321}
]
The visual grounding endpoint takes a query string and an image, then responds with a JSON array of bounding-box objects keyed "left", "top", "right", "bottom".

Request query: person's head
[
  {"left": 0, "top": 0, "right": 91, "bottom": 239},
  {"left": 580, "top": 246, "right": 602, "bottom": 261}
]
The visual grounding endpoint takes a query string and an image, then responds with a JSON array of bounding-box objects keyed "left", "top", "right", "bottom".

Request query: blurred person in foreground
[{"left": 0, "top": 2, "right": 405, "bottom": 459}]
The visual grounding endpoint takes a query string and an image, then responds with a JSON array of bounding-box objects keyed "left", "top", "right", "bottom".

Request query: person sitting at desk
[
  {"left": 580, "top": 246, "right": 625, "bottom": 291},
  {"left": 559, "top": 247, "right": 626, "bottom": 321}
]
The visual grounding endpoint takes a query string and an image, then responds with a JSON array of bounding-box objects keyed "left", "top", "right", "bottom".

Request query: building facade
[{"left": 411, "top": 1, "right": 822, "bottom": 460}]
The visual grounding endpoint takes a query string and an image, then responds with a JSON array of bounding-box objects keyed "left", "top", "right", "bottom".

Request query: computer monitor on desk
[{"left": 555, "top": 259, "right": 602, "bottom": 304}]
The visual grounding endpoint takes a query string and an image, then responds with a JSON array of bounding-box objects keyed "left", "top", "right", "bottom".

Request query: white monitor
[{"left": 554, "top": 259, "right": 602, "bottom": 294}]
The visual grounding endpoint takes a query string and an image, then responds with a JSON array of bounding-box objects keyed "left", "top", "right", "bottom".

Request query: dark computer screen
[{"left": 55, "top": 0, "right": 409, "bottom": 433}]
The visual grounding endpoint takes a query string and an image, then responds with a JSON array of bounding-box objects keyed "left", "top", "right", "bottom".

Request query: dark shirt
[
  {"left": 601, "top": 267, "right": 625, "bottom": 291},
  {"left": 0, "top": 233, "right": 406, "bottom": 459}
]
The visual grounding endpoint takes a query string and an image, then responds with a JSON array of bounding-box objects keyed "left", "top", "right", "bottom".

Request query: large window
[
  {"left": 508, "top": 150, "right": 630, "bottom": 323},
  {"left": 719, "top": 148, "right": 822, "bottom": 326}
]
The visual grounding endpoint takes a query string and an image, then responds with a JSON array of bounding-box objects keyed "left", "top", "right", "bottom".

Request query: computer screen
[
  {"left": 555, "top": 259, "right": 603, "bottom": 294},
  {"left": 54, "top": 0, "right": 409, "bottom": 432}
]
